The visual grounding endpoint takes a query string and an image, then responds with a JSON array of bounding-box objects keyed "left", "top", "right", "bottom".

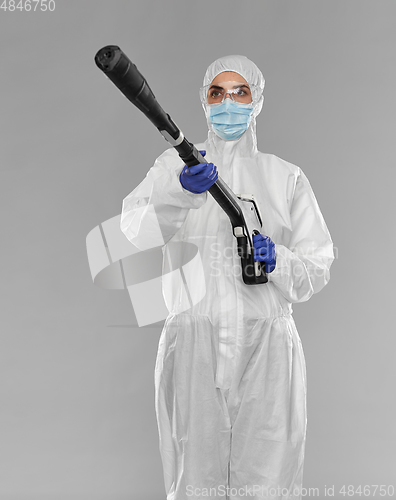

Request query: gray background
[{"left": 1, "top": 0, "right": 395, "bottom": 499}]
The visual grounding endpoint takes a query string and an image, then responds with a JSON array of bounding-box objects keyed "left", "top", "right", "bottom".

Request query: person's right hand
[{"left": 179, "top": 150, "right": 218, "bottom": 194}]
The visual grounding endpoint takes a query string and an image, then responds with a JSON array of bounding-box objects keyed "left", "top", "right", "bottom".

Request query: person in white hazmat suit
[{"left": 120, "top": 55, "right": 334, "bottom": 500}]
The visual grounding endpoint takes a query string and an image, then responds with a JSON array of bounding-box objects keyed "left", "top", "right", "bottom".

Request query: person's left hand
[{"left": 252, "top": 233, "right": 276, "bottom": 273}]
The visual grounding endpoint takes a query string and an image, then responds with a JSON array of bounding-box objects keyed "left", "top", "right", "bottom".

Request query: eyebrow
[{"left": 209, "top": 83, "right": 250, "bottom": 90}]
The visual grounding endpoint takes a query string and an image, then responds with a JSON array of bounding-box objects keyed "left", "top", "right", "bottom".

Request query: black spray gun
[{"left": 94, "top": 45, "right": 267, "bottom": 285}]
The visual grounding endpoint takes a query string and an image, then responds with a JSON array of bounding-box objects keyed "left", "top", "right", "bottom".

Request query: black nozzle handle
[{"left": 95, "top": 45, "right": 180, "bottom": 140}]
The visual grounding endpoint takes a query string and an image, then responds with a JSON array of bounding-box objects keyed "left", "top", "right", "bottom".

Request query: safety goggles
[{"left": 200, "top": 81, "right": 260, "bottom": 106}]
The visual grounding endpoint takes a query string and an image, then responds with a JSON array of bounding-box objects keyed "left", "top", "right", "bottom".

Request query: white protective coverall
[{"left": 120, "top": 55, "right": 334, "bottom": 500}]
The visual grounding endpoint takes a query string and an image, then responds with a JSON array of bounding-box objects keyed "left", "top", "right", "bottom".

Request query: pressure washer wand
[{"left": 94, "top": 45, "right": 267, "bottom": 285}]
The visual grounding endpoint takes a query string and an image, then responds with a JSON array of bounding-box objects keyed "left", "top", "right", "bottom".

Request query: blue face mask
[{"left": 209, "top": 99, "right": 253, "bottom": 141}]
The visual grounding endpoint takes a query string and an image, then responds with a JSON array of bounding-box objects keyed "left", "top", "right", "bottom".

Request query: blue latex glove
[
  {"left": 252, "top": 233, "right": 277, "bottom": 273},
  {"left": 180, "top": 150, "right": 218, "bottom": 194}
]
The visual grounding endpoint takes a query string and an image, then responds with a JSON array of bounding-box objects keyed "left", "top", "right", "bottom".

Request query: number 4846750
[{"left": 1, "top": 0, "right": 55, "bottom": 11}]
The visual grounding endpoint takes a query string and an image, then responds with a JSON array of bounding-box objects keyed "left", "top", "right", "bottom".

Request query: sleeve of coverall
[
  {"left": 269, "top": 167, "right": 334, "bottom": 303},
  {"left": 120, "top": 149, "right": 208, "bottom": 250}
]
